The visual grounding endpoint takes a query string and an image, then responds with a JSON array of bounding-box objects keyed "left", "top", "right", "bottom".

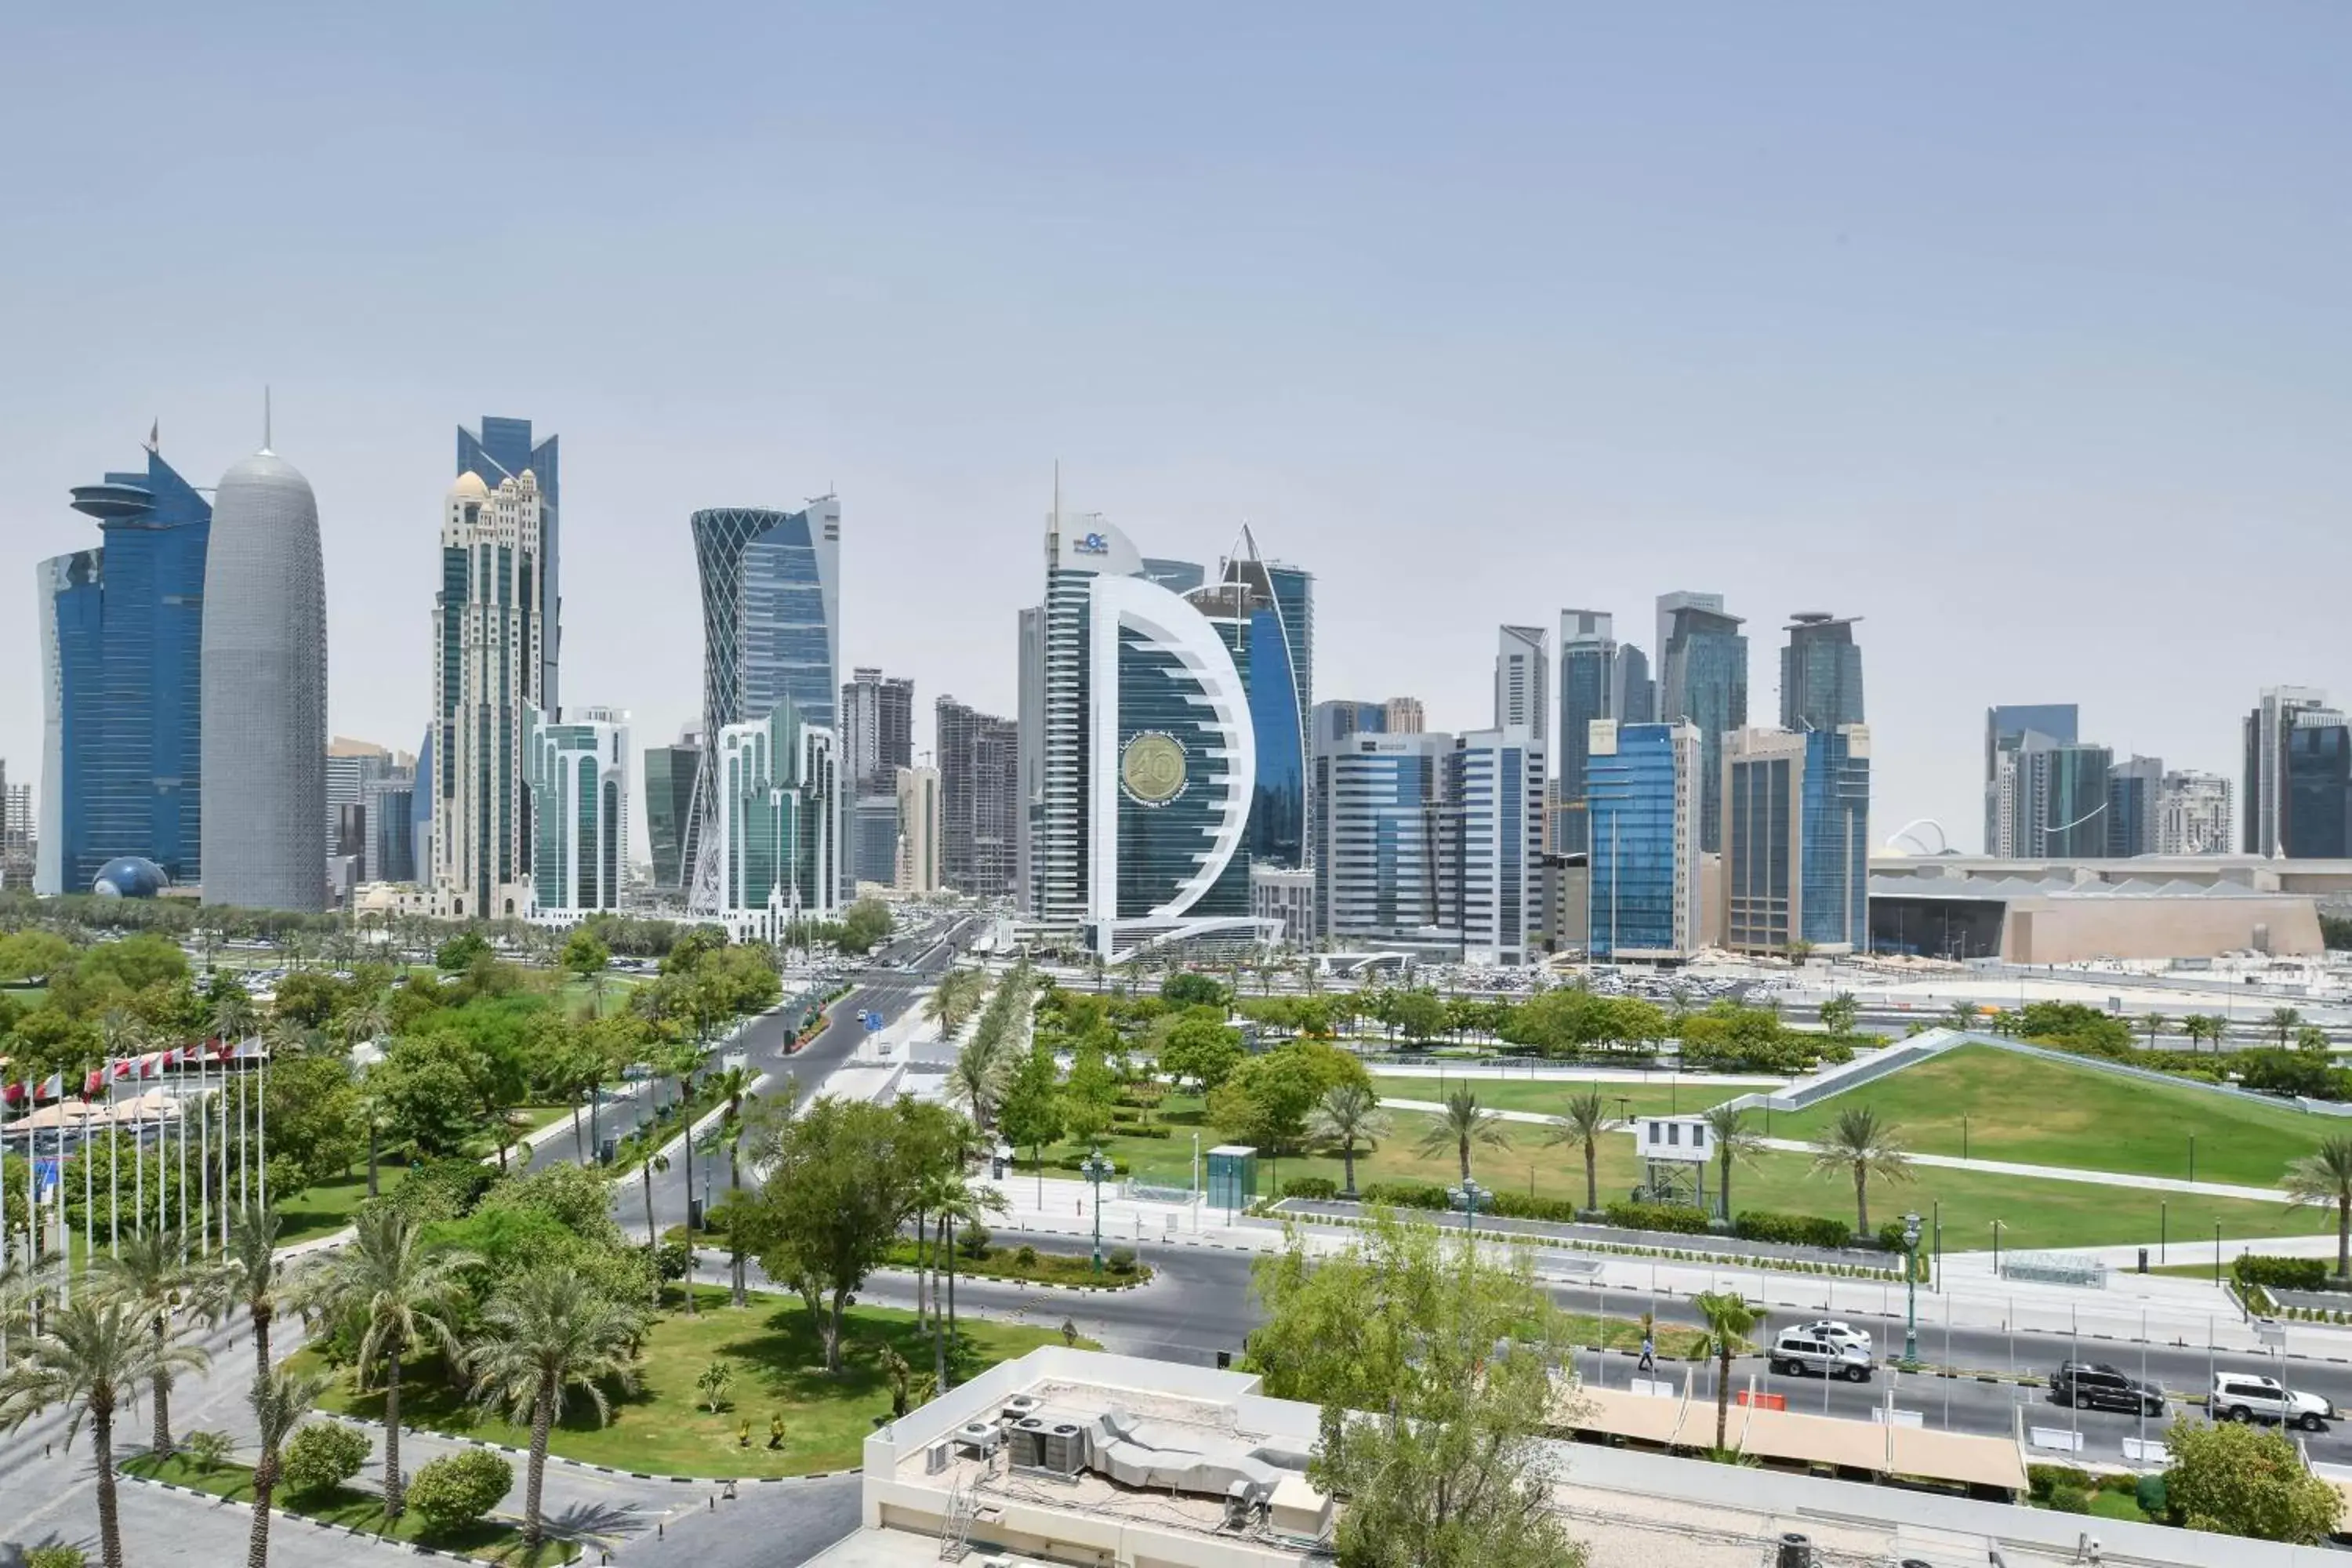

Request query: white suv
[
  {"left": 2211, "top": 1374, "right": 2335, "bottom": 1432},
  {"left": 1771, "top": 1327, "right": 1873, "bottom": 1382}
]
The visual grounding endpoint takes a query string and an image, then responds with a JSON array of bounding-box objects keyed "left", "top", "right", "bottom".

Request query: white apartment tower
[
  {"left": 431, "top": 470, "right": 544, "bottom": 920},
  {"left": 2159, "top": 771, "right": 2234, "bottom": 856},
  {"left": 896, "top": 762, "right": 942, "bottom": 895},
  {"left": 1495, "top": 625, "right": 1549, "bottom": 744}
]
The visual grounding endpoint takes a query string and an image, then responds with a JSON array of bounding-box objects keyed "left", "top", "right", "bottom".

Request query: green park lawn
[
  {"left": 123, "top": 1450, "right": 575, "bottom": 1564},
  {"left": 293, "top": 1289, "right": 1081, "bottom": 1478},
  {"left": 1769, "top": 1044, "right": 2332, "bottom": 1189},
  {"left": 1374, "top": 1076, "right": 1726, "bottom": 1119},
  {"left": 276, "top": 1167, "right": 383, "bottom": 1245},
  {"left": 1040, "top": 1093, "right": 2332, "bottom": 1254}
]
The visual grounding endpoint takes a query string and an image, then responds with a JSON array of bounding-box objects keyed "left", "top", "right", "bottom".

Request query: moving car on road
[
  {"left": 2049, "top": 1361, "right": 2165, "bottom": 1415},
  {"left": 2211, "top": 1374, "right": 2334, "bottom": 1431},
  {"left": 1795, "top": 1319, "right": 1874, "bottom": 1355},
  {"left": 1771, "top": 1327, "right": 1874, "bottom": 1382}
]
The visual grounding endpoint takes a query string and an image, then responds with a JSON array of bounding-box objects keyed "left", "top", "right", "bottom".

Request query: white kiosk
[{"left": 1633, "top": 1114, "right": 1716, "bottom": 1216}]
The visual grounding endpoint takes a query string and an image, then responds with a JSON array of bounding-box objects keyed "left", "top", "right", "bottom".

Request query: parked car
[
  {"left": 2049, "top": 1361, "right": 2165, "bottom": 1415},
  {"left": 1770, "top": 1327, "right": 1873, "bottom": 1382},
  {"left": 2211, "top": 1374, "right": 2334, "bottom": 1431},
  {"left": 1796, "top": 1319, "right": 1874, "bottom": 1354}
]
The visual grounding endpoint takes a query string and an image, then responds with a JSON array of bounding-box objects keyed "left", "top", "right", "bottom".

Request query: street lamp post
[
  {"left": 1902, "top": 1212, "right": 1923, "bottom": 1363},
  {"left": 1460, "top": 1177, "right": 1486, "bottom": 1240},
  {"left": 1080, "top": 1148, "right": 1115, "bottom": 1275},
  {"left": 1991, "top": 1218, "right": 2004, "bottom": 1278}
]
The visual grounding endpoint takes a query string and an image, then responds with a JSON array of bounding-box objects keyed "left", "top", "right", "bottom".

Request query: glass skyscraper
[
  {"left": 685, "top": 499, "right": 840, "bottom": 906},
  {"left": 2105, "top": 754, "right": 2163, "bottom": 858},
  {"left": 1312, "top": 724, "right": 1452, "bottom": 946},
  {"left": 527, "top": 707, "right": 629, "bottom": 921},
  {"left": 1984, "top": 703, "right": 2078, "bottom": 854},
  {"left": 1723, "top": 726, "right": 1870, "bottom": 955},
  {"left": 1193, "top": 534, "right": 1312, "bottom": 871},
  {"left": 713, "top": 698, "right": 838, "bottom": 936},
  {"left": 37, "top": 446, "right": 211, "bottom": 894},
  {"left": 1657, "top": 592, "right": 1747, "bottom": 852},
  {"left": 458, "top": 417, "right": 561, "bottom": 711},
  {"left": 1555, "top": 610, "right": 1616, "bottom": 854},
  {"left": 1586, "top": 720, "right": 1703, "bottom": 960},
  {"left": 2283, "top": 711, "right": 2352, "bottom": 859},
  {"left": 642, "top": 732, "right": 702, "bottom": 895},
  {"left": 1780, "top": 613, "right": 1864, "bottom": 731}
]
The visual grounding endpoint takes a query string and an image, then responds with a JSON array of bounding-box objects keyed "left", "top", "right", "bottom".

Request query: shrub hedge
[
  {"left": 2234, "top": 1254, "right": 2332, "bottom": 1291},
  {"left": 1602, "top": 1200, "right": 1712, "bottom": 1235},
  {"left": 1733, "top": 1210, "right": 1855, "bottom": 1250}
]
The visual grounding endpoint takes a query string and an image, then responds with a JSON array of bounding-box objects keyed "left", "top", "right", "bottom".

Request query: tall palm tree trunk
[
  {"left": 247, "top": 1443, "right": 279, "bottom": 1568},
  {"left": 92, "top": 1391, "right": 125, "bottom": 1568},
  {"left": 1341, "top": 1142, "right": 1358, "bottom": 1197},
  {"left": 367, "top": 1120, "right": 379, "bottom": 1197},
  {"left": 934, "top": 1216, "right": 949, "bottom": 1391},
  {"left": 1853, "top": 1167, "right": 1869, "bottom": 1236},
  {"left": 250, "top": 1303, "right": 274, "bottom": 1382},
  {"left": 524, "top": 1385, "right": 552, "bottom": 1546},
  {"left": 2339, "top": 1195, "right": 2350, "bottom": 1283},
  {"left": 1719, "top": 1152, "right": 1733, "bottom": 1221},
  {"left": 1715, "top": 1344, "right": 1733, "bottom": 1451},
  {"left": 1583, "top": 1145, "right": 1598, "bottom": 1213},
  {"left": 1457, "top": 1137, "right": 1471, "bottom": 1184},
  {"left": 383, "top": 1348, "right": 405, "bottom": 1519},
  {"left": 151, "top": 1316, "right": 175, "bottom": 1457}
]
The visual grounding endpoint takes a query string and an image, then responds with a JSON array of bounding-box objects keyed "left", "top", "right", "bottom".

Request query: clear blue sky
[{"left": 4, "top": 3, "right": 2347, "bottom": 858}]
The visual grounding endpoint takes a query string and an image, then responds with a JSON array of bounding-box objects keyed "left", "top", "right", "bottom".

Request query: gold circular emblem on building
[{"left": 1120, "top": 732, "right": 1187, "bottom": 805}]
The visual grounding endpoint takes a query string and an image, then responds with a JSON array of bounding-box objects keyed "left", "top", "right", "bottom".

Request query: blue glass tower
[
  {"left": 36, "top": 446, "right": 212, "bottom": 894},
  {"left": 1658, "top": 593, "right": 1748, "bottom": 853},
  {"left": 1586, "top": 720, "right": 1703, "bottom": 960},
  {"left": 1723, "top": 726, "right": 1870, "bottom": 954},
  {"left": 459, "top": 417, "right": 561, "bottom": 710},
  {"left": 1197, "top": 536, "right": 1312, "bottom": 870}
]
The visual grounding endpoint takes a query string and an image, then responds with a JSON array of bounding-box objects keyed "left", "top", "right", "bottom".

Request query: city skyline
[{"left": 6, "top": 10, "right": 2350, "bottom": 866}]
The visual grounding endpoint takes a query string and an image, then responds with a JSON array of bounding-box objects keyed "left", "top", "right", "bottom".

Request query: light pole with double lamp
[
  {"left": 1080, "top": 1148, "right": 1116, "bottom": 1275},
  {"left": 1902, "top": 1211, "right": 1924, "bottom": 1363}
]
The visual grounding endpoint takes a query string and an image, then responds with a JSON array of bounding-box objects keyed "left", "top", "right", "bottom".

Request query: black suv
[{"left": 2050, "top": 1360, "right": 2165, "bottom": 1416}]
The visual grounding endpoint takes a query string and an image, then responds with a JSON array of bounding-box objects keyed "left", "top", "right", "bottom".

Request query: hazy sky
[{"left": 5, "top": 4, "right": 2348, "bottom": 862}]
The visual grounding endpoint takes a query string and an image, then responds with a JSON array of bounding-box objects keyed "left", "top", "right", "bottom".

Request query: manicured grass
[
  {"left": 293, "top": 1289, "right": 1081, "bottom": 1478},
  {"left": 278, "top": 1166, "right": 392, "bottom": 1245},
  {"left": 1374, "top": 1076, "right": 1733, "bottom": 1118},
  {"left": 1769, "top": 1044, "right": 2331, "bottom": 1189},
  {"left": 123, "top": 1451, "right": 576, "bottom": 1563},
  {"left": 886, "top": 1237, "right": 1151, "bottom": 1288}
]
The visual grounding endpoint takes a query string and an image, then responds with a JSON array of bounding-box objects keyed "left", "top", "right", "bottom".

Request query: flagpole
[
  {"left": 218, "top": 1045, "right": 230, "bottom": 1251},
  {"left": 238, "top": 1044, "right": 249, "bottom": 1213},
  {"left": 256, "top": 1044, "right": 267, "bottom": 1210},
  {"left": 82, "top": 1083, "right": 93, "bottom": 1274},
  {"left": 135, "top": 1065, "right": 145, "bottom": 1239},
  {"left": 107, "top": 1060, "right": 120, "bottom": 1258},
  {"left": 175, "top": 1047, "right": 188, "bottom": 1256},
  {"left": 52, "top": 1084, "right": 67, "bottom": 1308},
  {"left": 197, "top": 1039, "right": 209, "bottom": 1254}
]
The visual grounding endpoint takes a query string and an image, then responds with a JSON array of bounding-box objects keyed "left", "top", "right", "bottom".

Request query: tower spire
[{"left": 262, "top": 386, "right": 274, "bottom": 455}]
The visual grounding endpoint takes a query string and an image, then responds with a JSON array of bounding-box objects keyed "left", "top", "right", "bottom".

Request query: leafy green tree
[
  {"left": 561, "top": 927, "right": 612, "bottom": 989},
  {"left": 372, "top": 1033, "right": 487, "bottom": 1158},
  {"left": 1693, "top": 1290, "right": 1759, "bottom": 1453},
  {"left": 2163, "top": 1417, "right": 2342, "bottom": 1541},
  {"left": 1160, "top": 971, "right": 1229, "bottom": 1009},
  {"left": 434, "top": 931, "right": 492, "bottom": 971},
  {"left": 0, "top": 1298, "right": 210, "bottom": 1568},
  {"left": 1061, "top": 1040, "right": 1120, "bottom": 1145},
  {"left": 836, "top": 898, "right": 894, "bottom": 954},
  {"left": 260, "top": 1052, "right": 363, "bottom": 1192},
  {"left": 997, "top": 1044, "right": 1066, "bottom": 1172},
  {"left": 467, "top": 1266, "right": 645, "bottom": 1548},
  {"left": 246, "top": 1366, "right": 329, "bottom": 1568},
  {"left": 1808, "top": 1105, "right": 1913, "bottom": 1235},
  {"left": 2285, "top": 1135, "right": 2352, "bottom": 1281},
  {"left": 750, "top": 1096, "right": 916, "bottom": 1371},
  {"left": 1541, "top": 1091, "right": 1613, "bottom": 1213},
  {"left": 281, "top": 1419, "right": 370, "bottom": 1497},
  {"left": 1159, "top": 1013, "right": 1244, "bottom": 1094},
  {"left": 293, "top": 1207, "right": 477, "bottom": 1519},
  {"left": 1249, "top": 1216, "right": 1583, "bottom": 1568},
  {"left": 1388, "top": 989, "right": 1447, "bottom": 1044},
  {"left": 405, "top": 1448, "right": 513, "bottom": 1536},
  {"left": 1305, "top": 1082, "right": 1390, "bottom": 1197},
  {"left": 1414, "top": 1084, "right": 1510, "bottom": 1184},
  {"left": 1209, "top": 1040, "right": 1370, "bottom": 1158}
]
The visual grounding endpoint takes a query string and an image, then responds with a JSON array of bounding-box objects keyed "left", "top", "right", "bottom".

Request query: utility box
[{"left": 1207, "top": 1145, "right": 1258, "bottom": 1214}]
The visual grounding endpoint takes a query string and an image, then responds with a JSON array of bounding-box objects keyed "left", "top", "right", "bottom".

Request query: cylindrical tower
[{"left": 201, "top": 448, "right": 327, "bottom": 911}]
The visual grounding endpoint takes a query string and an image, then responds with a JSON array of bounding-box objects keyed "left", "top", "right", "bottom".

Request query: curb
[
  {"left": 317, "top": 1411, "right": 864, "bottom": 1487},
  {"left": 118, "top": 1468, "right": 521, "bottom": 1566}
]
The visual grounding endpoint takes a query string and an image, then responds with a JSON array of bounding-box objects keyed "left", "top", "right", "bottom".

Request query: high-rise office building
[
  {"left": 1614, "top": 644, "right": 1654, "bottom": 725},
  {"left": 1586, "top": 720, "right": 1704, "bottom": 960},
  {"left": 430, "top": 469, "right": 545, "bottom": 920},
  {"left": 642, "top": 730, "right": 702, "bottom": 895},
  {"left": 1992, "top": 738, "right": 2112, "bottom": 859},
  {"left": 1722, "top": 726, "right": 1870, "bottom": 956},
  {"left": 1780, "top": 613, "right": 1864, "bottom": 731},
  {"left": 937, "top": 696, "right": 1018, "bottom": 898},
  {"left": 0, "top": 768, "right": 33, "bottom": 890},
  {"left": 200, "top": 437, "right": 327, "bottom": 913},
  {"left": 457, "top": 417, "right": 561, "bottom": 711},
  {"left": 325, "top": 738, "right": 397, "bottom": 858},
  {"left": 1556, "top": 610, "right": 1617, "bottom": 854},
  {"left": 896, "top": 763, "right": 942, "bottom": 895},
  {"left": 1139, "top": 557, "right": 1206, "bottom": 595},
  {"left": 2245, "top": 687, "right": 2332, "bottom": 856},
  {"left": 713, "top": 699, "right": 837, "bottom": 939},
  {"left": 1015, "top": 604, "right": 1046, "bottom": 913},
  {"left": 1187, "top": 531, "right": 1313, "bottom": 871},
  {"left": 2157, "top": 771, "right": 2234, "bottom": 856},
  {"left": 527, "top": 706, "right": 629, "bottom": 923},
  {"left": 1315, "top": 700, "right": 1389, "bottom": 745},
  {"left": 361, "top": 772, "right": 416, "bottom": 884},
  {"left": 1657, "top": 593, "right": 1746, "bottom": 852},
  {"left": 1448, "top": 727, "right": 1544, "bottom": 966},
  {"left": 37, "top": 443, "right": 211, "bottom": 895},
  {"left": 1495, "top": 625, "right": 1549, "bottom": 744},
  {"left": 1984, "top": 704, "right": 2079, "bottom": 854},
  {"left": 1383, "top": 696, "right": 1425, "bottom": 735},
  {"left": 2283, "top": 708, "right": 2352, "bottom": 859},
  {"left": 851, "top": 795, "right": 900, "bottom": 888},
  {"left": 1312, "top": 721, "right": 1453, "bottom": 947},
  {"left": 684, "top": 499, "right": 841, "bottom": 910},
  {"left": 2104, "top": 754, "right": 2164, "bottom": 858},
  {"left": 1025, "top": 503, "right": 1263, "bottom": 955},
  {"left": 840, "top": 667, "right": 915, "bottom": 793}
]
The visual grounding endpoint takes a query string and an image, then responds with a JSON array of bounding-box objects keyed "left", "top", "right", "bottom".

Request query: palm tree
[
  {"left": 467, "top": 1267, "right": 645, "bottom": 1548},
  {"left": 1305, "top": 1083, "right": 1391, "bottom": 1198},
  {"left": 342, "top": 988, "right": 393, "bottom": 1056},
  {"left": 949, "top": 1032, "right": 1014, "bottom": 1132},
  {"left": 0, "top": 1298, "right": 211, "bottom": 1568},
  {"left": 2141, "top": 1013, "right": 2168, "bottom": 1051},
  {"left": 640, "top": 1149, "right": 672, "bottom": 1305},
  {"left": 2268, "top": 1007, "right": 2304, "bottom": 1048},
  {"left": 263, "top": 1014, "right": 313, "bottom": 1064},
  {"left": 1700, "top": 1105, "right": 1767, "bottom": 1221},
  {"left": 1414, "top": 1085, "right": 1510, "bottom": 1184},
  {"left": 87, "top": 1227, "right": 205, "bottom": 1457},
  {"left": 1542, "top": 1091, "right": 1614, "bottom": 1214},
  {"left": 1692, "top": 1290, "right": 1758, "bottom": 1454},
  {"left": 293, "top": 1207, "right": 476, "bottom": 1519},
  {"left": 2285, "top": 1136, "right": 2352, "bottom": 1282},
  {"left": 1808, "top": 1105, "right": 1912, "bottom": 1236},
  {"left": 1944, "top": 1000, "right": 1979, "bottom": 1033},
  {"left": 1817, "top": 993, "right": 1860, "bottom": 1039},
  {"left": 246, "top": 1365, "right": 328, "bottom": 1568},
  {"left": 216, "top": 1203, "right": 289, "bottom": 1389}
]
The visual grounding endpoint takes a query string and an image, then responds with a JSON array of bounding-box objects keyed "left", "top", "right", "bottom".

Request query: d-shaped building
[{"left": 1022, "top": 506, "right": 1272, "bottom": 959}]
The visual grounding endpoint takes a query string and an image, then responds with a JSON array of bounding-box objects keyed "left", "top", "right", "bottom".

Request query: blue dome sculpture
[{"left": 92, "top": 857, "right": 170, "bottom": 898}]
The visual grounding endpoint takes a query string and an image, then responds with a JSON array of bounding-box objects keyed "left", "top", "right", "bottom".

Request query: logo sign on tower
[{"left": 1073, "top": 532, "right": 1110, "bottom": 556}]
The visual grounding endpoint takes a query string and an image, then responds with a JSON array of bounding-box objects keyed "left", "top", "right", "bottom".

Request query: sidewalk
[{"left": 1366, "top": 1063, "right": 1788, "bottom": 1087}]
